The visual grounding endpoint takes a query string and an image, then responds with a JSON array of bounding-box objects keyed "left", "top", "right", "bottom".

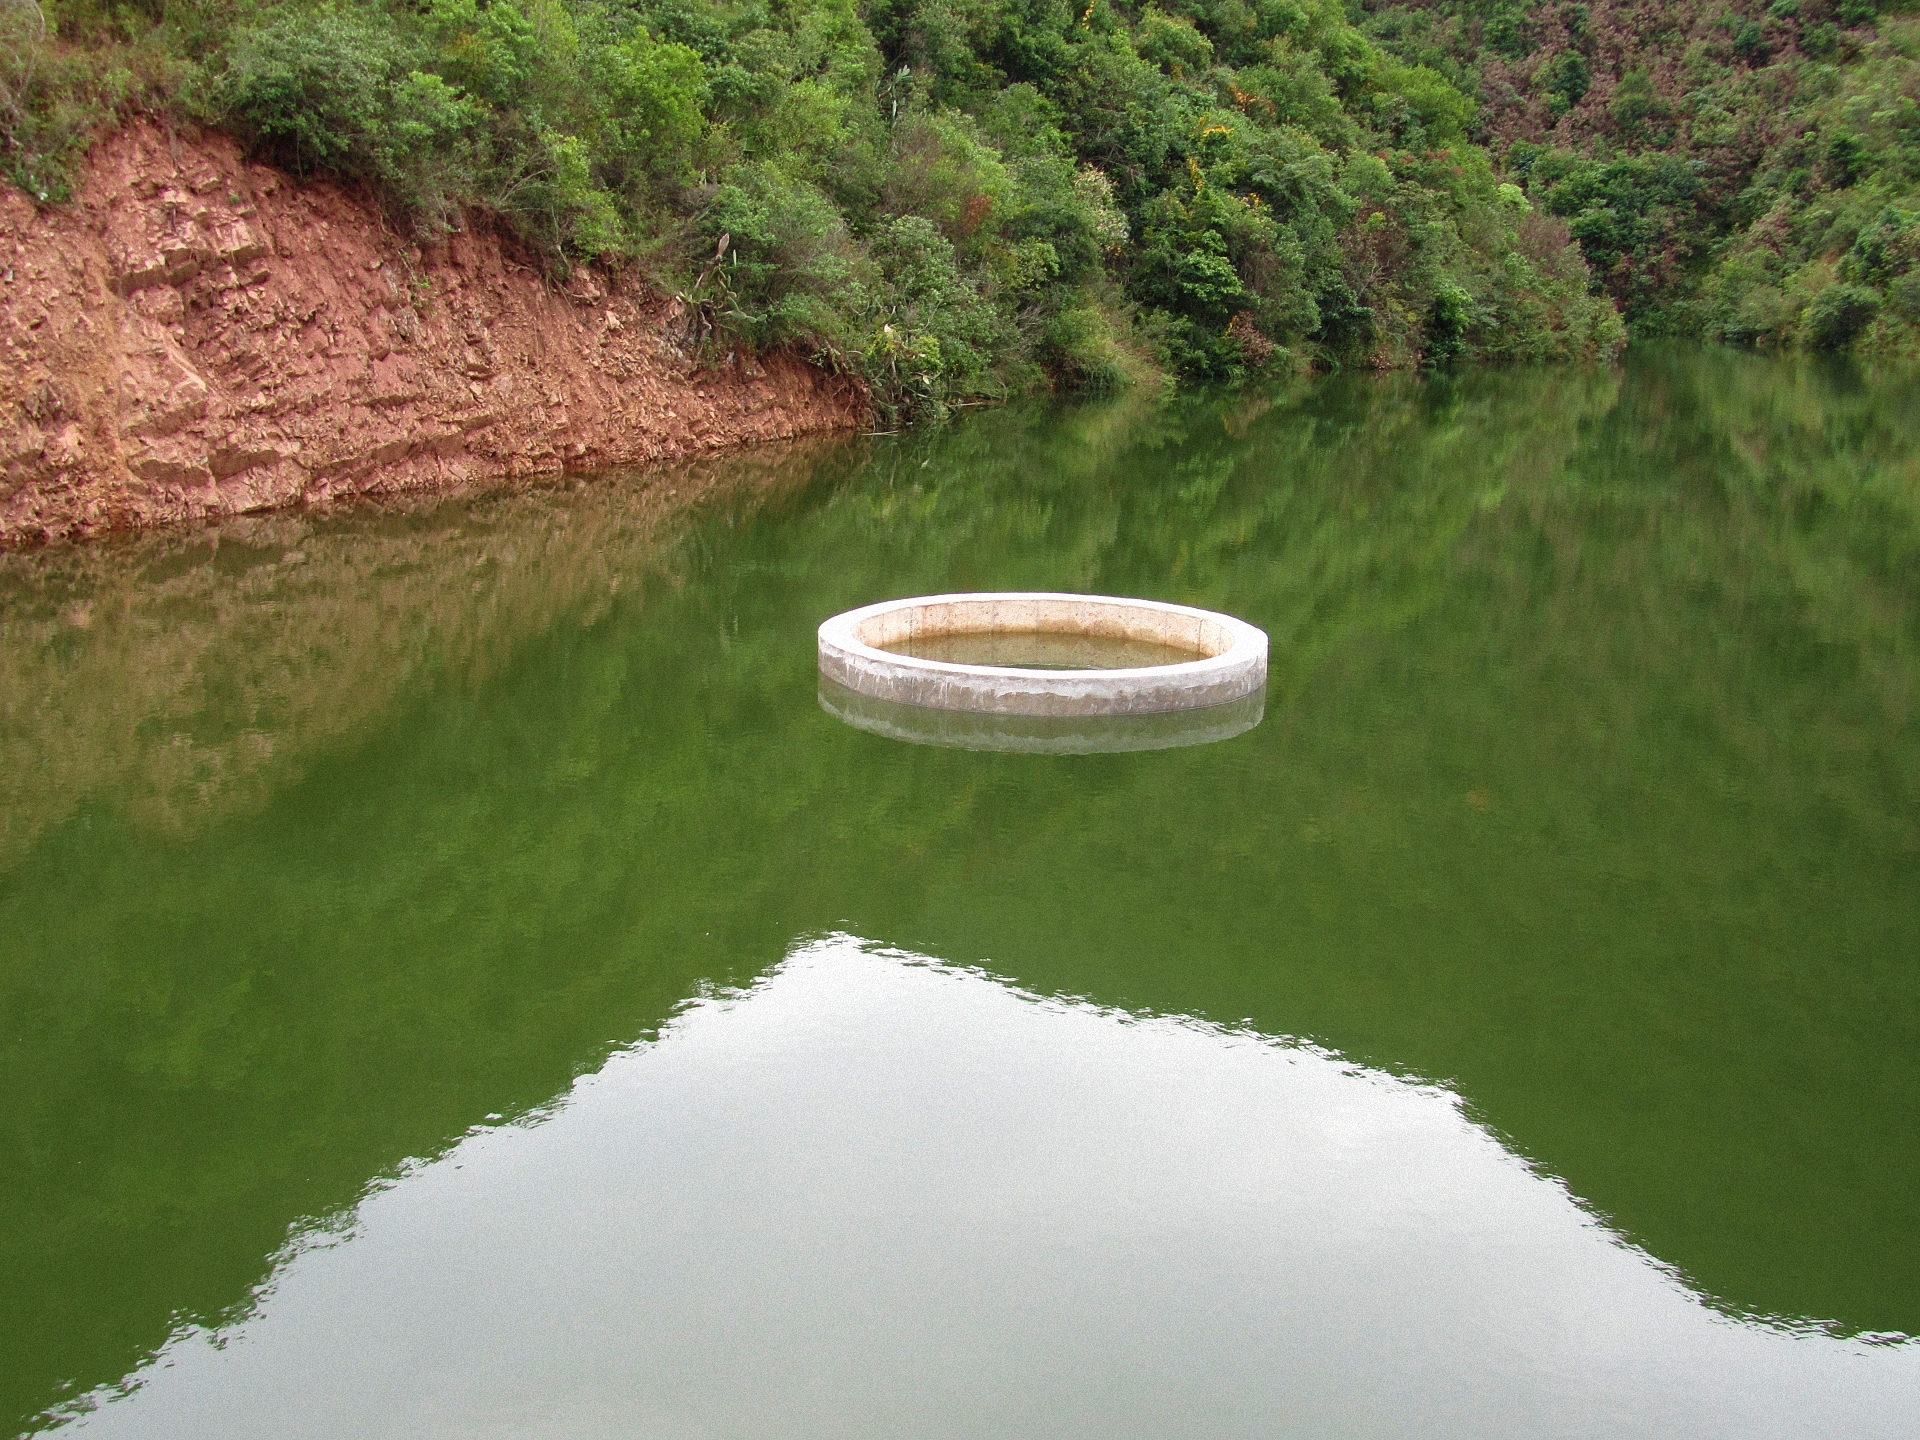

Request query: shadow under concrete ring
[{"left": 818, "top": 678, "right": 1266, "bottom": 754}]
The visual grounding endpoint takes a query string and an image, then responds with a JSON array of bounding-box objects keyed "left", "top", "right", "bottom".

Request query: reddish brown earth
[{"left": 0, "top": 124, "right": 869, "bottom": 545}]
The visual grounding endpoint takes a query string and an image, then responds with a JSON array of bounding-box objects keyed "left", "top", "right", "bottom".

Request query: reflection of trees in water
[
  {"left": 820, "top": 352, "right": 1920, "bottom": 1344},
  {"left": 5, "top": 349, "right": 1920, "bottom": 1433}
]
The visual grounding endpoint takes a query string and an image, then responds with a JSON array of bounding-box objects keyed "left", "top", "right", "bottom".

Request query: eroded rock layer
[{"left": 0, "top": 125, "right": 868, "bottom": 544}]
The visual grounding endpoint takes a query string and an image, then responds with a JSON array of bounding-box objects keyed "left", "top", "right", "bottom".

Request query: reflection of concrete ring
[
  {"left": 817, "top": 593, "right": 1268, "bottom": 716},
  {"left": 820, "top": 679, "right": 1265, "bottom": 753}
]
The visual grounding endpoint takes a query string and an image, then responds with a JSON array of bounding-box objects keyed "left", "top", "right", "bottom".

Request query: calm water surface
[{"left": 3, "top": 347, "right": 1917, "bottom": 1437}]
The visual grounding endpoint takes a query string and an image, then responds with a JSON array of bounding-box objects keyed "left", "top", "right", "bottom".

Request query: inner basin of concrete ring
[{"left": 816, "top": 593, "right": 1269, "bottom": 718}]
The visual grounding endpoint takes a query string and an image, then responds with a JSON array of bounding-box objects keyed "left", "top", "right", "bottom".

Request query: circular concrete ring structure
[{"left": 817, "top": 593, "right": 1268, "bottom": 718}]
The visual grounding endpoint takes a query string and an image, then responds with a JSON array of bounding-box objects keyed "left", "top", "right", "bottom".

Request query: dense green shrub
[
  {"left": 1806, "top": 282, "right": 1880, "bottom": 347},
  {"left": 703, "top": 162, "right": 873, "bottom": 358},
  {"left": 1424, "top": 280, "right": 1470, "bottom": 366},
  {"left": 1889, "top": 270, "right": 1920, "bottom": 324},
  {"left": 5, "top": 0, "right": 1626, "bottom": 419},
  {"left": 1353, "top": 0, "right": 1920, "bottom": 358},
  {"left": 219, "top": 7, "right": 485, "bottom": 227},
  {"left": 1543, "top": 50, "right": 1591, "bottom": 116}
]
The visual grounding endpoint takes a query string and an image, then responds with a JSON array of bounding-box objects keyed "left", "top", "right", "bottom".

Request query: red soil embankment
[{"left": 0, "top": 125, "right": 869, "bottom": 545}]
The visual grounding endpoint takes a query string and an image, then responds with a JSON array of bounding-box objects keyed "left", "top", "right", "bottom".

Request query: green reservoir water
[{"left": 3, "top": 346, "right": 1918, "bottom": 1437}]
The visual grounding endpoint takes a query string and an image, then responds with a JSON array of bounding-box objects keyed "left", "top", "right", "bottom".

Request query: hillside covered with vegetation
[
  {"left": 1355, "top": 0, "right": 1920, "bottom": 353},
  {"left": 11, "top": 2, "right": 1919, "bottom": 416},
  {"left": 2, "top": 0, "right": 1632, "bottom": 416}
]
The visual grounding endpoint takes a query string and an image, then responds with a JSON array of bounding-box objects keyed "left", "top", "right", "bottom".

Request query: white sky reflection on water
[{"left": 67, "top": 937, "right": 1919, "bottom": 1440}]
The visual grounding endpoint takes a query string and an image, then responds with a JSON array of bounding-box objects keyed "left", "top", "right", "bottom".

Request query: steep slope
[
  {"left": 0, "top": 124, "right": 869, "bottom": 545},
  {"left": 4, "top": 0, "right": 1621, "bottom": 420},
  {"left": 1359, "top": 0, "right": 1920, "bottom": 349}
]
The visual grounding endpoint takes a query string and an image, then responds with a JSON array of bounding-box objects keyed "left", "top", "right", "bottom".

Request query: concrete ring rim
[{"left": 817, "top": 592, "right": 1269, "bottom": 716}]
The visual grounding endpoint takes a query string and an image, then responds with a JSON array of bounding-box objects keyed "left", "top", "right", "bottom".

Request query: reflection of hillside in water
[
  {"left": 4, "top": 350, "right": 1919, "bottom": 1434},
  {"left": 0, "top": 440, "right": 860, "bottom": 865}
]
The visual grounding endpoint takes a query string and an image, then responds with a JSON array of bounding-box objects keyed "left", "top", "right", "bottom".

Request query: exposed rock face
[{"left": 0, "top": 125, "right": 869, "bottom": 544}]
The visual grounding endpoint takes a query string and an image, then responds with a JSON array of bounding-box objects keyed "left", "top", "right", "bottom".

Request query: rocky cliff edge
[{"left": 0, "top": 125, "right": 870, "bottom": 545}]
